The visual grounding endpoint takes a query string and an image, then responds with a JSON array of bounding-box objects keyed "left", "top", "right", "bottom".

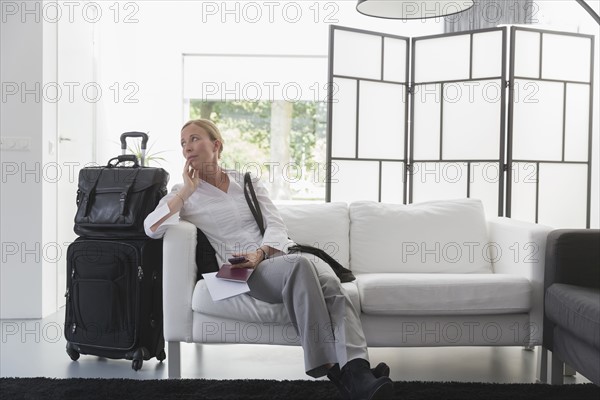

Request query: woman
[{"left": 144, "top": 119, "right": 393, "bottom": 400}]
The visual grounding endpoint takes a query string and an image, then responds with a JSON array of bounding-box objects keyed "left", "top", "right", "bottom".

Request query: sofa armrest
[
  {"left": 544, "top": 229, "right": 600, "bottom": 291},
  {"left": 487, "top": 217, "right": 553, "bottom": 345},
  {"left": 487, "top": 217, "right": 553, "bottom": 276},
  {"left": 163, "top": 220, "right": 197, "bottom": 343},
  {"left": 542, "top": 229, "right": 599, "bottom": 356}
]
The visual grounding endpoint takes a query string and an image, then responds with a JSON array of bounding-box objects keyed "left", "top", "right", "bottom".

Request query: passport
[{"left": 216, "top": 264, "right": 254, "bottom": 282}]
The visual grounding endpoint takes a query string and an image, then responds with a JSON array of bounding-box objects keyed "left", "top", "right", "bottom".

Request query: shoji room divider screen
[
  {"left": 326, "top": 26, "right": 410, "bottom": 205},
  {"left": 326, "top": 25, "right": 594, "bottom": 228},
  {"left": 507, "top": 27, "right": 594, "bottom": 228}
]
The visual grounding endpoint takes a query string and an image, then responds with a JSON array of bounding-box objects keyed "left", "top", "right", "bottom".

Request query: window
[
  {"left": 183, "top": 54, "right": 328, "bottom": 202},
  {"left": 189, "top": 99, "right": 327, "bottom": 201}
]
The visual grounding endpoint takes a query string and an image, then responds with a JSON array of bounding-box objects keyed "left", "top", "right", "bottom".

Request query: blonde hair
[{"left": 181, "top": 119, "right": 224, "bottom": 158}]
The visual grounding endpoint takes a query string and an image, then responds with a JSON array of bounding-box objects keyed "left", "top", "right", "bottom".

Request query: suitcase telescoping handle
[{"left": 120, "top": 132, "right": 149, "bottom": 166}]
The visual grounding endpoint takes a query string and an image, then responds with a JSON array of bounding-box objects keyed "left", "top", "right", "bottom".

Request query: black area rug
[{"left": 1, "top": 378, "right": 599, "bottom": 400}]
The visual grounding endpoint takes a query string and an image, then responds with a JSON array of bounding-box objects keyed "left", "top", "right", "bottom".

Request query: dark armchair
[{"left": 542, "top": 229, "right": 600, "bottom": 385}]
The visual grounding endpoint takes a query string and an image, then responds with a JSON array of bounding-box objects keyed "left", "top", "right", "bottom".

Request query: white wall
[
  {"left": 41, "top": 15, "right": 59, "bottom": 317},
  {"left": 0, "top": 2, "right": 52, "bottom": 318},
  {"left": 1, "top": 1, "right": 92, "bottom": 319}
]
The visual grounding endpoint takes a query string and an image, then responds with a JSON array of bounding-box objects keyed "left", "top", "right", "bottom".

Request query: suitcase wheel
[
  {"left": 132, "top": 358, "right": 143, "bottom": 371},
  {"left": 66, "top": 343, "right": 80, "bottom": 361},
  {"left": 157, "top": 349, "right": 166, "bottom": 362},
  {"left": 131, "top": 347, "right": 149, "bottom": 371}
]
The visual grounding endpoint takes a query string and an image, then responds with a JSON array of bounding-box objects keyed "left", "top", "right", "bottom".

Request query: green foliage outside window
[{"left": 189, "top": 100, "right": 327, "bottom": 201}]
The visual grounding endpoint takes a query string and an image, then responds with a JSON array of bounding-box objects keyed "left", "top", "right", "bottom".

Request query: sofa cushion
[
  {"left": 193, "top": 280, "right": 289, "bottom": 323},
  {"left": 545, "top": 283, "right": 600, "bottom": 349},
  {"left": 278, "top": 202, "right": 350, "bottom": 269},
  {"left": 193, "top": 276, "right": 360, "bottom": 323},
  {"left": 350, "top": 199, "right": 492, "bottom": 274},
  {"left": 357, "top": 273, "right": 531, "bottom": 315}
]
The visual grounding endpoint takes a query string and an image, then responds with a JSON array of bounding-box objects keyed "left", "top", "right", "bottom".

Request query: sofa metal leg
[
  {"left": 537, "top": 346, "right": 548, "bottom": 383},
  {"left": 550, "top": 351, "right": 564, "bottom": 385},
  {"left": 168, "top": 341, "right": 181, "bottom": 379},
  {"left": 564, "top": 364, "right": 576, "bottom": 377}
]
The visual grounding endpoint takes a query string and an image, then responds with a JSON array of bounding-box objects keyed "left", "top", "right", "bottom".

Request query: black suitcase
[
  {"left": 74, "top": 132, "right": 169, "bottom": 239},
  {"left": 65, "top": 132, "right": 166, "bottom": 371},
  {"left": 64, "top": 238, "right": 165, "bottom": 370}
]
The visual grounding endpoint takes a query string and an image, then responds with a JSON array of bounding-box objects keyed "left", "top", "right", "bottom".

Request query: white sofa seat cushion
[
  {"left": 193, "top": 280, "right": 360, "bottom": 323},
  {"left": 357, "top": 273, "right": 531, "bottom": 316},
  {"left": 350, "top": 199, "right": 493, "bottom": 274}
]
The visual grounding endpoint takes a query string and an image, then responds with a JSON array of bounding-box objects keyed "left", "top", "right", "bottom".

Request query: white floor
[{"left": 0, "top": 307, "right": 591, "bottom": 384}]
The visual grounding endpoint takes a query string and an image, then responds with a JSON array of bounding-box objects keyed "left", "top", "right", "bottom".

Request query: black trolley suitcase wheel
[
  {"left": 131, "top": 347, "right": 150, "bottom": 371},
  {"left": 132, "top": 359, "right": 142, "bottom": 371},
  {"left": 66, "top": 342, "right": 80, "bottom": 361}
]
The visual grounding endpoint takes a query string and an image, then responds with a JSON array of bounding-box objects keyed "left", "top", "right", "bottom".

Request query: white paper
[{"left": 202, "top": 272, "right": 250, "bottom": 301}]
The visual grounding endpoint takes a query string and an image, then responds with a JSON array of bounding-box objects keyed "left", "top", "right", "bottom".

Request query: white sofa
[{"left": 162, "top": 199, "right": 553, "bottom": 378}]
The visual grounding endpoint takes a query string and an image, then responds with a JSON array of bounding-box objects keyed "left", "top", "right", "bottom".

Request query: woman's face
[{"left": 180, "top": 124, "right": 220, "bottom": 170}]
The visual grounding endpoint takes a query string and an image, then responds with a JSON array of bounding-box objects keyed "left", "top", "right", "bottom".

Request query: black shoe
[
  {"left": 328, "top": 362, "right": 390, "bottom": 386},
  {"left": 372, "top": 362, "right": 390, "bottom": 379},
  {"left": 327, "top": 364, "right": 343, "bottom": 388},
  {"left": 339, "top": 359, "right": 394, "bottom": 400}
]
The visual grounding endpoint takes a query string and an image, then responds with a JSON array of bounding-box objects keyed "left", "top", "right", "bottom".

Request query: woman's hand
[
  {"left": 180, "top": 160, "right": 200, "bottom": 200},
  {"left": 230, "top": 249, "right": 265, "bottom": 270}
]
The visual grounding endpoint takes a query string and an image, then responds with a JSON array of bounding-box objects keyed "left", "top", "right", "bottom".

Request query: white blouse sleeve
[
  {"left": 252, "top": 176, "right": 295, "bottom": 253},
  {"left": 143, "top": 184, "right": 183, "bottom": 239}
]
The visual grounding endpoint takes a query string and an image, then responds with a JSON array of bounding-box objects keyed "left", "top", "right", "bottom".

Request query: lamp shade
[{"left": 356, "top": 0, "right": 475, "bottom": 19}]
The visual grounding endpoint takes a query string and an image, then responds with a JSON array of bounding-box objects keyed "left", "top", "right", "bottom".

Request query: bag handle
[
  {"left": 107, "top": 155, "right": 140, "bottom": 168},
  {"left": 244, "top": 172, "right": 265, "bottom": 236}
]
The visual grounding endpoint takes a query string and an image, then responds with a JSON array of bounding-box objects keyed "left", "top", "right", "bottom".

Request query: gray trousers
[{"left": 246, "top": 253, "right": 369, "bottom": 378}]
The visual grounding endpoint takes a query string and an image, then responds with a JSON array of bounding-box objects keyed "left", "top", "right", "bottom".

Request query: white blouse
[{"left": 143, "top": 169, "right": 295, "bottom": 266}]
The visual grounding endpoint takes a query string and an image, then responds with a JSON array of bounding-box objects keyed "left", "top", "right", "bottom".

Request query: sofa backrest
[
  {"left": 278, "top": 202, "right": 350, "bottom": 269},
  {"left": 349, "top": 199, "right": 493, "bottom": 274}
]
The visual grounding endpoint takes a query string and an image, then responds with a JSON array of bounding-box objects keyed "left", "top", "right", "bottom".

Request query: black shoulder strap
[
  {"left": 242, "top": 171, "right": 355, "bottom": 282},
  {"left": 244, "top": 172, "right": 265, "bottom": 236}
]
